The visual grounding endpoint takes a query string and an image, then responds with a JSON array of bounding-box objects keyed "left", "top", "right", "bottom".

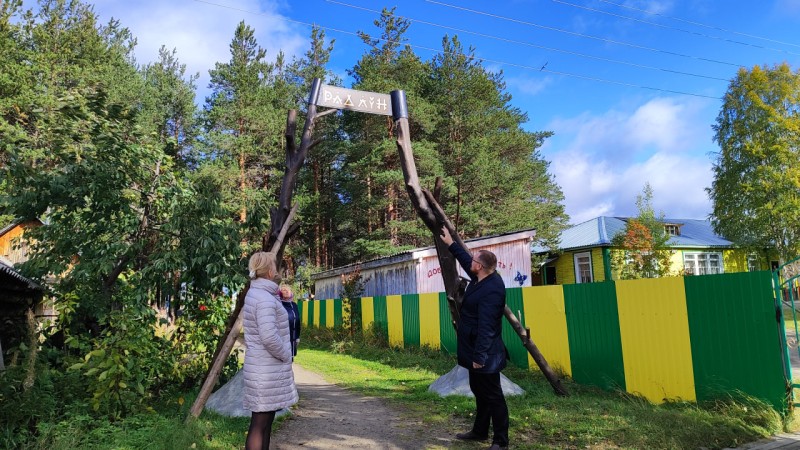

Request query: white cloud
[
  {"left": 550, "top": 97, "right": 709, "bottom": 162},
  {"left": 618, "top": 152, "right": 712, "bottom": 219},
  {"left": 622, "top": 0, "right": 675, "bottom": 15},
  {"left": 545, "top": 96, "right": 715, "bottom": 223},
  {"left": 91, "top": 0, "right": 308, "bottom": 100},
  {"left": 508, "top": 74, "right": 553, "bottom": 96},
  {"left": 774, "top": 0, "right": 800, "bottom": 17}
]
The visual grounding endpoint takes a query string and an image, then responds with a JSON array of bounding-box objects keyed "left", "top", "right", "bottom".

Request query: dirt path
[{"left": 271, "top": 364, "right": 468, "bottom": 450}]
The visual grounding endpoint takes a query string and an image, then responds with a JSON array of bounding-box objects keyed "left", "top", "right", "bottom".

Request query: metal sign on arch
[{"left": 308, "top": 80, "right": 406, "bottom": 119}]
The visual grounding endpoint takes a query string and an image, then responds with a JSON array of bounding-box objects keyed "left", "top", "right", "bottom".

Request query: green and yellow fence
[{"left": 298, "top": 271, "right": 789, "bottom": 412}]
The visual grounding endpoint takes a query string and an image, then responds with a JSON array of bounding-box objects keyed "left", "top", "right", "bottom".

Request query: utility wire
[
  {"left": 551, "top": 0, "right": 800, "bottom": 57},
  {"left": 191, "top": 0, "right": 722, "bottom": 99},
  {"left": 425, "top": 0, "right": 744, "bottom": 68},
  {"left": 596, "top": 0, "right": 800, "bottom": 49},
  {"left": 328, "top": 0, "right": 728, "bottom": 81}
]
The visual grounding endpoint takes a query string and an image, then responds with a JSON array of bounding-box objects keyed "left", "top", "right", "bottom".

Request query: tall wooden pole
[
  {"left": 390, "top": 90, "right": 568, "bottom": 397},
  {"left": 188, "top": 79, "right": 327, "bottom": 420}
]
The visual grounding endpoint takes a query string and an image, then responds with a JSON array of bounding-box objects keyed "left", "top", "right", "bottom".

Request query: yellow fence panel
[
  {"left": 419, "top": 292, "right": 440, "bottom": 349},
  {"left": 523, "top": 286, "right": 571, "bottom": 376},
  {"left": 616, "top": 277, "right": 696, "bottom": 403},
  {"left": 326, "top": 300, "right": 335, "bottom": 329},
  {"left": 386, "top": 295, "right": 404, "bottom": 348},
  {"left": 361, "top": 297, "right": 374, "bottom": 335}
]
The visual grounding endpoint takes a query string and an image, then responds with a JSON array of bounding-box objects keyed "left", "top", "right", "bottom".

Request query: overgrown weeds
[
  {"left": 0, "top": 302, "right": 242, "bottom": 449},
  {"left": 295, "top": 326, "right": 793, "bottom": 450}
]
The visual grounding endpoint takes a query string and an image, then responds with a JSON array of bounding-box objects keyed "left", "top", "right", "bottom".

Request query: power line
[
  {"left": 328, "top": 0, "right": 728, "bottom": 81},
  {"left": 596, "top": 0, "right": 800, "bottom": 49},
  {"left": 425, "top": 0, "right": 744, "bottom": 68},
  {"left": 551, "top": 0, "right": 800, "bottom": 57},
  {"left": 191, "top": 0, "right": 722, "bottom": 99}
]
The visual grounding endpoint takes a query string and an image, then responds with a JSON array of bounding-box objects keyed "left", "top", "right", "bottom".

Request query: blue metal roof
[
  {"left": 662, "top": 218, "right": 733, "bottom": 247},
  {"left": 534, "top": 216, "right": 733, "bottom": 253}
]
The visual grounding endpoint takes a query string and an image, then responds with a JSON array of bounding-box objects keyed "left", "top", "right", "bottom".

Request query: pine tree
[
  {"left": 342, "top": 8, "right": 439, "bottom": 261},
  {"left": 424, "top": 35, "right": 567, "bottom": 247},
  {"left": 285, "top": 26, "right": 344, "bottom": 269},
  {"left": 140, "top": 46, "right": 199, "bottom": 166},
  {"left": 203, "top": 21, "right": 290, "bottom": 234}
]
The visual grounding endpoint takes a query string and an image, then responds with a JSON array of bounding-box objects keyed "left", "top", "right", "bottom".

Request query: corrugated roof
[
  {"left": 534, "top": 216, "right": 733, "bottom": 253},
  {"left": 0, "top": 259, "right": 42, "bottom": 294},
  {"left": 312, "top": 228, "right": 536, "bottom": 280},
  {"left": 0, "top": 218, "right": 43, "bottom": 237},
  {"left": 0, "top": 219, "right": 21, "bottom": 237},
  {"left": 662, "top": 218, "right": 733, "bottom": 247}
]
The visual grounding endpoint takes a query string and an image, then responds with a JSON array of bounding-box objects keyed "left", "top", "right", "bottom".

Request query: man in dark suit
[{"left": 441, "top": 226, "right": 509, "bottom": 450}]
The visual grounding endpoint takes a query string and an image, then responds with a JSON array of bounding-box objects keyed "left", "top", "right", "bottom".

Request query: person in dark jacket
[
  {"left": 441, "top": 226, "right": 509, "bottom": 450},
  {"left": 279, "top": 285, "right": 301, "bottom": 358}
]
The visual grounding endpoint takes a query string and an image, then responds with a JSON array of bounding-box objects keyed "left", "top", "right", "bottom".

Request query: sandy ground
[{"left": 271, "top": 364, "right": 472, "bottom": 450}]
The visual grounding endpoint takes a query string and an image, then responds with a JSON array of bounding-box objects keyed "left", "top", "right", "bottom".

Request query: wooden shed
[
  {"left": 0, "top": 219, "right": 46, "bottom": 369},
  {"left": 312, "top": 229, "right": 536, "bottom": 299}
]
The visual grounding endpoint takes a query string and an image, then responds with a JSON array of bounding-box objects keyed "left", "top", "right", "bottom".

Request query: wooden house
[
  {"left": 534, "top": 216, "right": 776, "bottom": 285},
  {"left": 0, "top": 219, "right": 45, "bottom": 368}
]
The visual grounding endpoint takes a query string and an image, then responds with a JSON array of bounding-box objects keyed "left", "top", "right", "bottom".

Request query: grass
[
  {"left": 20, "top": 326, "right": 795, "bottom": 450},
  {"left": 294, "top": 326, "right": 795, "bottom": 450},
  {"left": 24, "top": 387, "right": 291, "bottom": 450}
]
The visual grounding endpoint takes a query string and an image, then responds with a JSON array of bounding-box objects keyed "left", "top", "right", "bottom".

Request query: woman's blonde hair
[{"left": 248, "top": 251, "right": 278, "bottom": 280}]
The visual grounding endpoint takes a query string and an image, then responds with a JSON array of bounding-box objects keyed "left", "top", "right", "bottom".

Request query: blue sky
[{"left": 78, "top": 0, "right": 800, "bottom": 223}]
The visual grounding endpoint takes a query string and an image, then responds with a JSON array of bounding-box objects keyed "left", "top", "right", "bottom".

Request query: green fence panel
[
  {"left": 297, "top": 301, "right": 304, "bottom": 326},
  {"left": 319, "top": 299, "right": 328, "bottom": 328},
  {"left": 373, "top": 296, "right": 389, "bottom": 340},
  {"left": 307, "top": 300, "right": 315, "bottom": 328},
  {"left": 402, "top": 294, "right": 421, "bottom": 348},
  {"left": 439, "top": 292, "right": 458, "bottom": 355},
  {"left": 564, "top": 282, "right": 626, "bottom": 391},
  {"left": 503, "top": 287, "right": 529, "bottom": 369},
  {"left": 685, "top": 271, "right": 787, "bottom": 411},
  {"left": 334, "top": 298, "right": 343, "bottom": 329},
  {"left": 350, "top": 297, "right": 362, "bottom": 333}
]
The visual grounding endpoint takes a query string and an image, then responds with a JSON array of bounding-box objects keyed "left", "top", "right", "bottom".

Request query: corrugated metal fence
[{"left": 298, "top": 270, "right": 789, "bottom": 412}]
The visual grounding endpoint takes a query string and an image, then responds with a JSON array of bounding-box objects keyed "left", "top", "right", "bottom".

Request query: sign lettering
[{"left": 315, "top": 84, "right": 393, "bottom": 116}]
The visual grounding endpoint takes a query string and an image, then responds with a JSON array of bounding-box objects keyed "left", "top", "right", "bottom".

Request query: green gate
[{"left": 772, "top": 256, "right": 800, "bottom": 407}]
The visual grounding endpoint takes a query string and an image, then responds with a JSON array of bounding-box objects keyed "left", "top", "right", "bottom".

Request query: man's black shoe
[
  {"left": 487, "top": 445, "right": 508, "bottom": 450},
  {"left": 456, "top": 431, "right": 488, "bottom": 441}
]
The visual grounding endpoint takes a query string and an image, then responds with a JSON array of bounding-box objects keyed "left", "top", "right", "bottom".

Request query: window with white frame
[
  {"left": 664, "top": 224, "right": 681, "bottom": 236},
  {"left": 574, "top": 252, "right": 593, "bottom": 283},
  {"left": 747, "top": 254, "right": 759, "bottom": 272},
  {"left": 683, "top": 252, "right": 723, "bottom": 275}
]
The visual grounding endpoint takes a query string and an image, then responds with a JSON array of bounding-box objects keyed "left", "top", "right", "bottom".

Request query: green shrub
[
  {"left": 68, "top": 309, "right": 173, "bottom": 419},
  {"left": 169, "top": 294, "right": 241, "bottom": 387}
]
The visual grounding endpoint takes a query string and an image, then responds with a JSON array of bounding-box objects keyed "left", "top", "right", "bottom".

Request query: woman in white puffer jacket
[{"left": 242, "top": 251, "right": 298, "bottom": 450}]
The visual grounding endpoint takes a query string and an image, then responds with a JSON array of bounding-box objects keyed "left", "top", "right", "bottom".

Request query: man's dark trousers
[{"left": 468, "top": 370, "right": 509, "bottom": 446}]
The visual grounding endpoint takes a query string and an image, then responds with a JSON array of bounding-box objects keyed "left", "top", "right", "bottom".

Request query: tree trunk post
[
  {"left": 390, "top": 89, "right": 568, "bottom": 397},
  {"left": 187, "top": 78, "right": 327, "bottom": 421},
  {"left": 187, "top": 291, "right": 246, "bottom": 418}
]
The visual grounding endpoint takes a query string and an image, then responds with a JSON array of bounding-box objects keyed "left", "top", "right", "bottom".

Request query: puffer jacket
[{"left": 242, "top": 278, "right": 299, "bottom": 412}]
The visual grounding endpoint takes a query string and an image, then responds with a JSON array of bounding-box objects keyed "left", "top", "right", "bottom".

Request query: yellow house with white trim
[{"left": 534, "top": 216, "right": 777, "bottom": 285}]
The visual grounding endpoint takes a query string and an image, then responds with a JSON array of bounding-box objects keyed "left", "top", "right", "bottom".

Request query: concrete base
[
  {"left": 428, "top": 365, "right": 525, "bottom": 397},
  {"left": 205, "top": 369, "right": 290, "bottom": 418}
]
